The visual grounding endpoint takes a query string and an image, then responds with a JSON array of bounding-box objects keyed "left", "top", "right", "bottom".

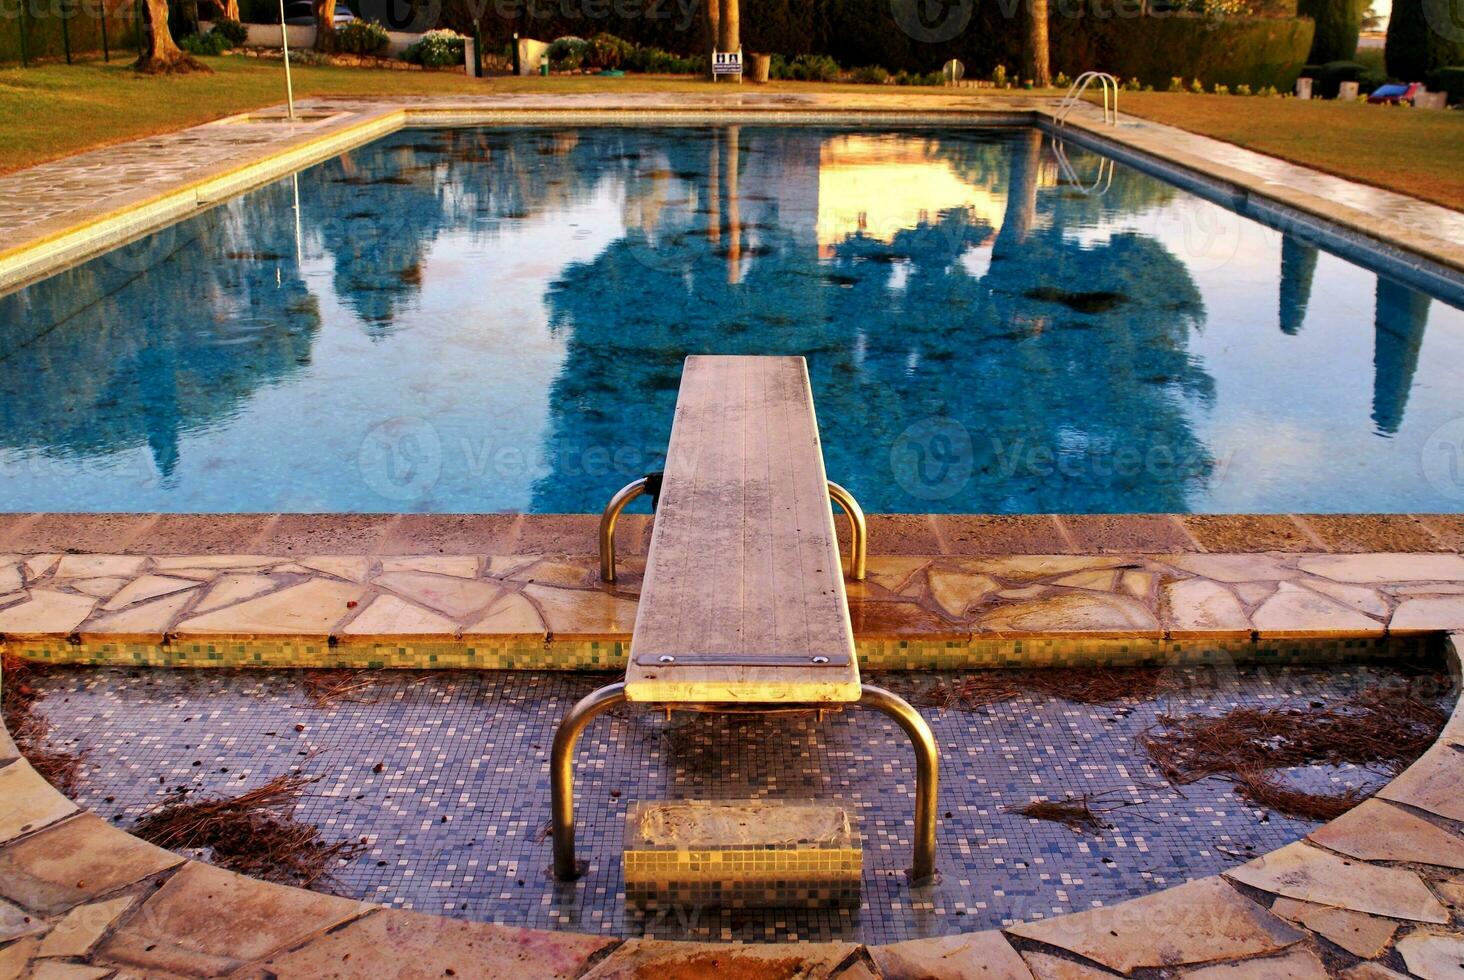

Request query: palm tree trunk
[
  {"left": 1025, "top": 0, "right": 1051, "bottom": 87},
  {"left": 134, "top": 0, "right": 208, "bottom": 72},
  {"left": 717, "top": 0, "right": 739, "bottom": 82},
  {"left": 314, "top": 0, "right": 337, "bottom": 52}
]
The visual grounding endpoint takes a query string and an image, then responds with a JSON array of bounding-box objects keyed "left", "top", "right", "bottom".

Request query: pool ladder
[{"left": 1055, "top": 71, "right": 1120, "bottom": 126}]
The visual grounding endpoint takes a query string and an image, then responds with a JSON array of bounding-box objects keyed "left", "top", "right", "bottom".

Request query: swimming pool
[{"left": 2, "top": 125, "right": 1461, "bottom": 514}]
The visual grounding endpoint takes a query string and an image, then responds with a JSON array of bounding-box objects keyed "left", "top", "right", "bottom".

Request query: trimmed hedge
[
  {"left": 0, "top": 0, "right": 140, "bottom": 64},
  {"left": 1428, "top": 65, "right": 1464, "bottom": 102},
  {"left": 1053, "top": 14, "right": 1315, "bottom": 90}
]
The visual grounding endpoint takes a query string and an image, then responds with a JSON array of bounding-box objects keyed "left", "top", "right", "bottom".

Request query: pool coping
[
  {"left": 1, "top": 614, "right": 1459, "bottom": 976},
  {"left": 1, "top": 95, "right": 1460, "bottom": 297}
]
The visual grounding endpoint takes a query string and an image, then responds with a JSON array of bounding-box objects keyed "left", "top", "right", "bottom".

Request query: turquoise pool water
[{"left": 2, "top": 125, "right": 1462, "bottom": 514}]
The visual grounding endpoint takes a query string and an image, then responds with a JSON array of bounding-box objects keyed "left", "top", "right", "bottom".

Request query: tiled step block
[{"left": 624, "top": 799, "right": 861, "bottom": 910}]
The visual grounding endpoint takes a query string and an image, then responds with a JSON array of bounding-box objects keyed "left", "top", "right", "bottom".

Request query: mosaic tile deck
[{"left": 23, "top": 659, "right": 1453, "bottom": 945}]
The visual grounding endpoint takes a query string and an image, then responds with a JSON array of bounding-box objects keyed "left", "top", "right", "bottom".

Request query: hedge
[
  {"left": 1052, "top": 14, "right": 1315, "bottom": 89},
  {"left": 0, "top": 0, "right": 140, "bottom": 64},
  {"left": 1429, "top": 65, "right": 1464, "bottom": 102}
]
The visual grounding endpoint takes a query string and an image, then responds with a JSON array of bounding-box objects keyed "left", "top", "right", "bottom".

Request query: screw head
[
  {"left": 811, "top": 656, "right": 830, "bottom": 664},
  {"left": 658, "top": 655, "right": 676, "bottom": 663}
]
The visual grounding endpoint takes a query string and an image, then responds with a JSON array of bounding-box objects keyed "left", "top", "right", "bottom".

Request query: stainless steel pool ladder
[{"left": 1055, "top": 71, "right": 1120, "bottom": 126}]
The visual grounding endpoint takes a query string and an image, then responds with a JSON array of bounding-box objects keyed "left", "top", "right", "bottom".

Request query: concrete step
[{"left": 624, "top": 799, "right": 861, "bottom": 910}]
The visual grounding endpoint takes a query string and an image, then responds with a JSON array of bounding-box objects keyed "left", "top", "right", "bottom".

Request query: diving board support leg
[
  {"left": 826, "top": 481, "right": 867, "bottom": 582},
  {"left": 858, "top": 683, "right": 939, "bottom": 883},
  {"left": 598, "top": 473, "right": 661, "bottom": 583},
  {"left": 551, "top": 681, "right": 628, "bottom": 879}
]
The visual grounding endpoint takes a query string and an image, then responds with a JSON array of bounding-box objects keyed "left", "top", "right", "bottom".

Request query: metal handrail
[
  {"left": 599, "top": 476, "right": 868, "bottom": 583},
  {"left": 1055, "top": 71, "right": 1119, "bottom": 126}
]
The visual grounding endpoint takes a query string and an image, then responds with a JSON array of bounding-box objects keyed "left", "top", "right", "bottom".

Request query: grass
[
  {"left": 2, "top": 57, "right": 1460, "bottom": 212},
  {"left": 1111, "top": 91, "right": 1464, "bottom": 211},
  {"left": 0, "top": 56, "right": 1014, "bottom": 174}
]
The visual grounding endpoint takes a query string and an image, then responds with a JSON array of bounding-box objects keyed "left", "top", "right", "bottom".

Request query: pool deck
[{"left": 1, "top": 90, "right": 1461, "bottom": 295}]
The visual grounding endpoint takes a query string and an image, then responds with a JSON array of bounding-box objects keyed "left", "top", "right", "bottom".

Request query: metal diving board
[{"left": 550, "top": 355, "right": 938, "bottom": 885}]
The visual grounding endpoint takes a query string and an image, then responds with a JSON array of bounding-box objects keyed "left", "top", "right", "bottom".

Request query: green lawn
[
  {"left": 1, "top": 58, "right": 1461, "bottom": 214},
  {"left": 0, "top": 57, "right": 1003, "bottom": 174},
  {"left": 1111, "top": 91, "right": 1464, "bottom": 212}
]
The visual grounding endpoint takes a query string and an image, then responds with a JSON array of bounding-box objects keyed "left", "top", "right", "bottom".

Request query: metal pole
[
  {"left": 101, "top": 0, "right": 110, "bottom": 62},
  {"left": 826, "top": 481, "right": 866, "bottom": 582},
  {"left": 550, "top": 682, "right": 628, "bottom": 879},
  {"left": 133, "top": 0, "right": 141, "bottom": 55},
  {"left": 471, "top": 18, "right": 481, "bottom": 78},
  {"left": 18, "top": 0, "right": 28, "bottom": 67},
  {"left": 278, "top": 0, "right": 295, "bottom": 120},
  {"left": 598, "top": 477, "right": 648, "bottom": 582},
  {"left": 61, "top": 0, "right": 71, "bottom": 63},
  {"left": 858, "top": 684, "right": 939, "bottom": 883}
]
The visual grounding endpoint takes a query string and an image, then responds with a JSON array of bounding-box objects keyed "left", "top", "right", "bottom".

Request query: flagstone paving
[{"left": 2, "top": 551, "right": 1463, "bottom": 666}]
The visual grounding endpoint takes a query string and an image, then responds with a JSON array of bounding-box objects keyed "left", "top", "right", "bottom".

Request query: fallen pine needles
[
  {"left": 300, "top": 670, "right": 380, "bottom": 708},
  {"left": 1005, "top": 788, "right": 1154, "bottom": 834},
  {"left": 133, "top": 774, "right": 365, "bottom": 889},
  {"left": 1139, "top": 682, "right": 1447, "bottom": 820},
  {"left": 1, "top": 653, "right": 85, "bottom": 794},
  {"left": 914, "top": 667, "right": 1177, "bottom": 709}
]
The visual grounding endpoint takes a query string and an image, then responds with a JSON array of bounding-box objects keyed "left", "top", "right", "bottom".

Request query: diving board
[
  {"left": 550, "top": 355, "right": 938, "bottom": 887},
  {"left": 626, "top": 356, "right": 859, "bottom": 704}
]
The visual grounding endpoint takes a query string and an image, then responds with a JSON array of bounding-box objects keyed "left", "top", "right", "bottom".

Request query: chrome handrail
[{"left": 1056, "top": 71, "right": 1119, "bottom": 126}]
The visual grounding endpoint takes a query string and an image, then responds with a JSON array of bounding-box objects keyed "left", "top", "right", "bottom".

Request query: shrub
[
  {"left": 336, "top": 19, "right": 390, "bottom": 55},
  {"left": 772, "top": 53, "right": 840, "bottom": 81},
  {"left": 1386, "top": 0, "right": 1464, "bottom": 78},
  {"left": 180, "top": 30, "right": 232, "bottom": 55},
  {"left": 992, "top": 63, "right": 1008, "bottom": 86},
  {"left": 893, "top": 69, "right": 942, "bottom": 85},
  {"left": 548, "top": 36, "right": 587, "bottom": 70},
  {"left": 851, "top": 64, "right": 889, "bottom": 84},
  {"left": 1299, "top": 0, "right": 1366, "bottom": 63},
  {"left": 1428, "top": 66, "right": 1464, "bottom": 103},
  {"left": 621, "top": 45, "right": 702, "bottom": 73},
  {"left": 1235, "top": 82, "right": 1253, "bottom": 94},
  {"left": 584, "top": 32, "right": 633, "bottom": 69},
  {"left": 211, "top": 17, "right": 248, "bottom": 46},
  {"left": 1169, "top": 75, "right": 1186, "bottom": 91},
  {"left": 1213, "top": 82, "right": 1231, "bottom": 94},
  {"left": 404, "top": 29, "right": 465, "bottom": 68},
  {"left": 1190, "top": 77, "right": 1206, "bottom": 92},
  {"left": 1053, "top": 71, "right": 1071, "bottom": 88},
  {"left": 1258, "top": 83, "right": 1280, "bottom": 95},
  {"left": 1314, "top": 58, "right": 1363, "bottom": 96}
]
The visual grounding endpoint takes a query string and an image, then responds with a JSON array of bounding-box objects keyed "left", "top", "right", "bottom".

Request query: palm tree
[
  {"left": 135, "top": 0, "right": 208, "bottom": 72},
  {"left": 313, "top": 0, "right": 338, "bottom": 52},
  {"left": 1024, "top": 0, "right": 1051, "bottom": 87}
]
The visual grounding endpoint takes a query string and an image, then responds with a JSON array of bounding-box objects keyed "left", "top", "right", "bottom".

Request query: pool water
[{"left": 3, "top": 125, "right": 1462, "bottom": 513}]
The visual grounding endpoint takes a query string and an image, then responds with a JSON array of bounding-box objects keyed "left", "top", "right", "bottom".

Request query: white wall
[{"left": 206, "top": 21, "right": 423, "bottom": 58}]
